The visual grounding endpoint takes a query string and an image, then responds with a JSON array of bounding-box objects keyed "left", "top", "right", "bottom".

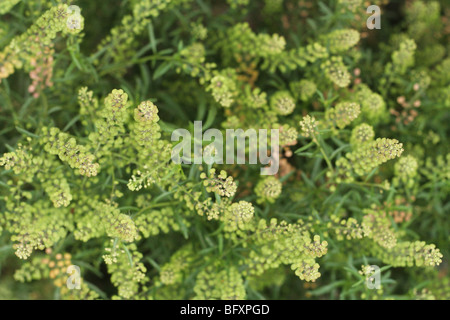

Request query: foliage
[{"left": 0, "top": 0, "right": 449, "bottom": 300}]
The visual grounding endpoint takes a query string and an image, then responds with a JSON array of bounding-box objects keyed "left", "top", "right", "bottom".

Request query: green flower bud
[
  {"left": 299, "top": 115, "right": 319, "bottom": 138},
  {"left": 392, "top": 39, "right": 417, "bottom": 74},
  {"left": 350, "top": 123, "right": 375, "bottom": 147},
  {"left": 223, "top": 201, "right": 255, "bottom": 232},
  {"left": 362, "top": 209, "right": 397, "bottom": 249},
  {"left": 270, "top": 91, "right": 296, "bottom": 115},
  {"left": 255, "top": 176, "right": 282, "bottom": 204},
  {"left": 41, "top": 127, "right": 100, "bottom": 177},
  {"left": 395, "top": 155, "right": 418, "bottom": 179},
  {"left": 290, "top": 79, "right": 317, "bottom": 101},
  {"left": 279, "top": 125, "right": 298, "bottom": 146},
  {"left": 326, "top": 102, "right": 360, "bottom": 129},
  {"left": 201, "top": 169, "right": 237, "bottom": 198},
  {"left": 325, "top": 29, "right": 360, "bottom": 53},
  {"left": 194, "top": 265, "right": 245, "bottom": 300},
  {"left": 207, "top": 70, "right": 238, "bottom": 108},
  {"left": 321, "top": 56, "right": 351, "bottom": 88},
  {"left": 346, "top": 138, "right": 404, "bottom": 176}
]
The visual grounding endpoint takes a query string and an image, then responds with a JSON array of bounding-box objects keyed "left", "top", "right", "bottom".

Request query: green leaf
[
  {"left": 152, "top": 60, "right": 174, "bottom": 80},
  {"left": 15, "top": 126, "right": 39, "bottom": 138},
  {"left": 294, "top": 141, "right": 315, "bottom": 154}
]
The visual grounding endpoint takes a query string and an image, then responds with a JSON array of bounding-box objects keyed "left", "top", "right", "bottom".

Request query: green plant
[{"left": 0, "top": 0, "right": 448, "bottom": 300}]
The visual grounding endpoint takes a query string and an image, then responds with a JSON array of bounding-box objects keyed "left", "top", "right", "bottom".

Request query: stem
[{"left": 313, "top": 136, "right": 334, "bottom": 172}]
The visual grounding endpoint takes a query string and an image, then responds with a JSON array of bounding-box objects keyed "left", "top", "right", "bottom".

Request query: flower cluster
[
  {"left": 241, "top": 219, "right": 328, "bottom": 282},
  {"left": 40, "top": 166, "right": 72, "bottom": 208},
  {"left": 206, "top": 70, "right": 238, "bottom": 108},
  {"left": 321, "top": 56, "right": 351, "bottom": 88},
  {"left": 14, "top": 249, "right": 99, "bottom": 300},
  {"left": 394, "top": 155, "right": 419, "bottom": 188},
  {"left": 299, "top": 115, "right": 319, "bottom": 139},
  {"left": 270, "top": 91, "right": 296, "bottom": 116},
  {"left": 159, "top": 245, "right": 194, "bottom": 285},
  {"left": 221, "top": 23, "right": 286, "bottom": 63},
  {"left": 41, "top": 127, "right": 100, "bottom": 177},
  {"left": 324, "top": 29, "right": 360, "bottom": 54},
  {"left": 222, "top": 201, "right": 255, "bottom": 232},
  {"left": 0, "top": 4, "right": 83, "bottom": 84},
  {"left": 358, "top": 264, "right": 378, "bottom": 283},
  {"left": 132, "top": 100, "right": 161, "bottom": 145},
  {"left": 353, "top": 85, "right": 387, "bottom": 124},
  {"left": 73, "top": 199, "right": 138, "bottom": 243},
  {"left": 88, "top": 89, "right": 130, "bottom": 153},
  {"left": 290, "top": 79, "right": 317, "bottom": 102},
  {"left": 0, "top": 144, "right": 40, "bottom": 177},
  {"left": 362, "top": 209, "right": 397, "bottom": 249},
  {"left": 6, "top": 201, "right": 71, "bottom": 259},
  {"left": 177, "top": 43, "right": 208, "bottom": 78},
  {"left": 372, "top": 240, "right": 443, "bottom": 268},
  {"left": 106, "top": 243, "right": 147, "bottom": 299},
  {"left": 78, "top": 87, "right": 99, "bottom": 127},
  {"left": 200, "top": 169, "right": 237, "bottom": 198},
  {"left": 350, "top": 123, "right": 375, "bottom": 147},
  {"left": 104, "top": 210, "right": 138, "bottom": 243},
  {"left": 134, "top": 207, "right": 187, "bottom": 238},
  {"left": 255, "top": 176, "right": 282, "bottom": 204},
  {"left": 97, "top": 0, "right": 174, "bottom": 68},
  {"left": 345, "top": 138, "right": 404, "bottom": 176},
  {"left": 193, "top": 265, "right": 246, "bottom": 300},
  {"left": 392, "top": 39, "right": 417, "bottom": 75},
  {"left": 325, "top": 102, "right": 361, "bottom": 129},
  {"left": 278, "top": 125, "right": 298, "bottom": 147}
]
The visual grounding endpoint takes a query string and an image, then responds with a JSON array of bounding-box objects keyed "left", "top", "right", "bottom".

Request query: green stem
[{"left": 313, "top": 136, "right": 334, "bottom": 172}]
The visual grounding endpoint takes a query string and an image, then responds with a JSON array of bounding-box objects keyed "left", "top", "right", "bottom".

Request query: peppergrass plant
[{"left": 0, "top": 0, "right": 449, "bottom": 300}]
